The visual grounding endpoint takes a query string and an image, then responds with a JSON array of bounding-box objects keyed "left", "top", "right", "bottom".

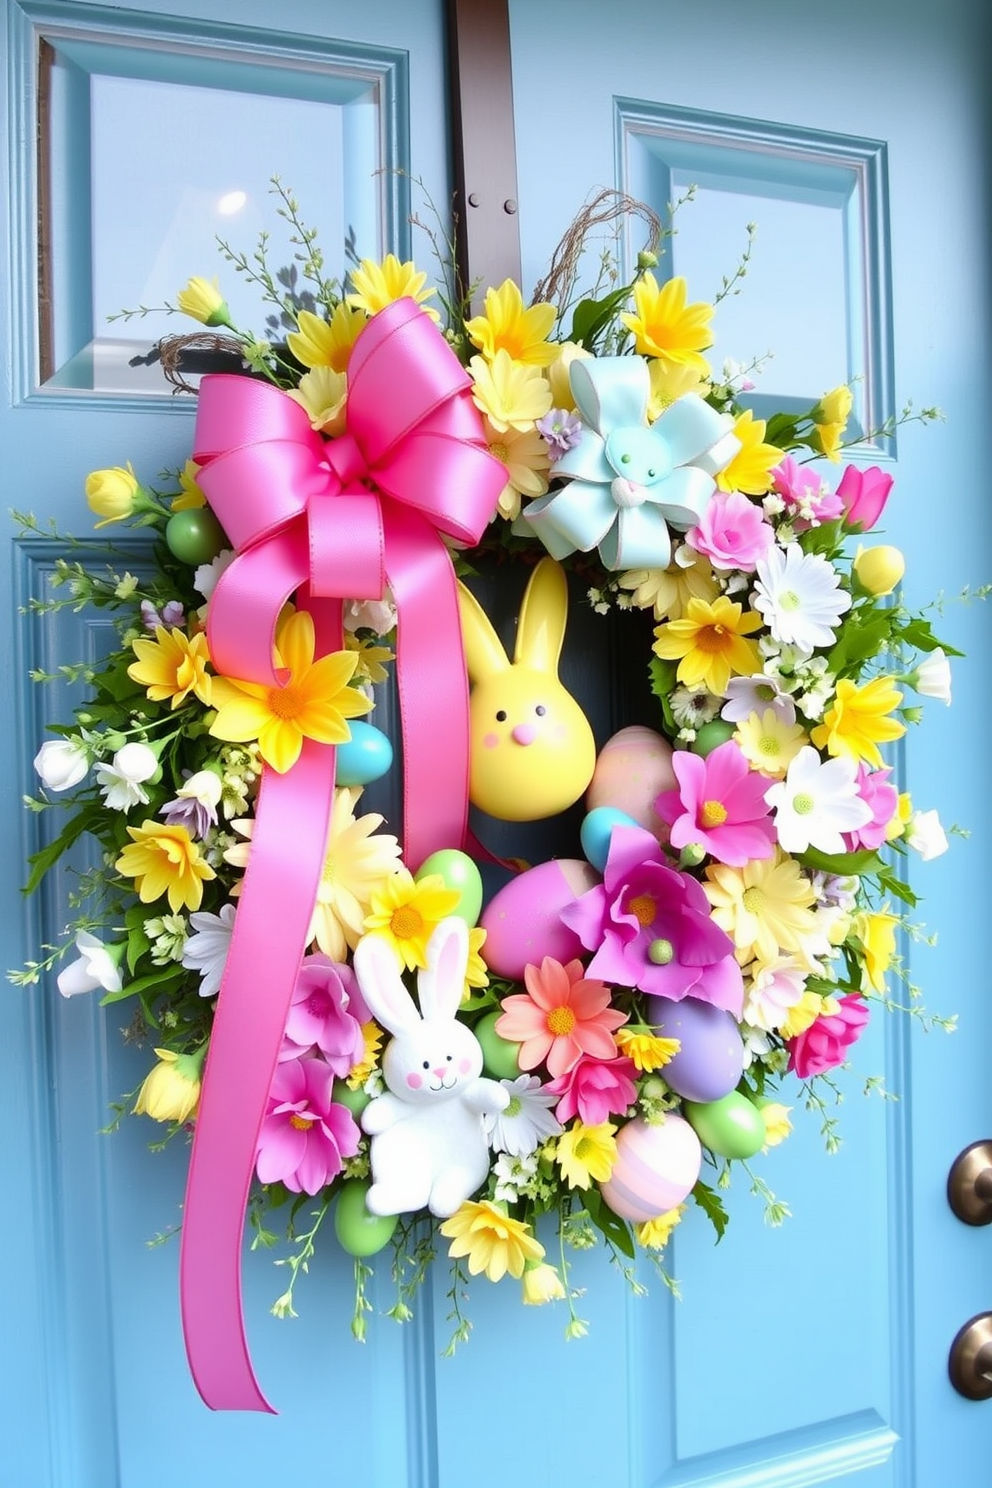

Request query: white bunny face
[{"left": 382, "top": 1018, "right": 483, "bottom": 1106}]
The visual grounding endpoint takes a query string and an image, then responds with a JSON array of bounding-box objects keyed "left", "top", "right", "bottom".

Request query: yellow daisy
[
  {"left": 704, "top": 850, "right": 818, "bottom": 964},
  {"left": 209, "top": 609, "right": 372, "bottom": 774},
  {"left": 619, "top": 273, "right": 714, "bottom": 376},
  {"left": 635, "top": 1204, "right": 686, "bottom": 1249},
  {"left": 172, "top": 459, "right": 207, "bottom": 511},
  {"left": 556, "top": 1120, "right": 618, "bottom": 1189},
  {"left": 484, "top": 419, "right": 550, "bottom": 521},
  {"left": 286, "top": 366, "right": 348, "bottom": 435},
  {"left": 464, "top": 926, "right": 489, "bottom": 997},
  {"left": 346, "top": 1020, "right": 384, "bottom": 1090},
  {"left": 469, "top": 350, "right": 552, "bottom": 431},
  {"left": 306, "top": 787, "right": 402, "bottom": 960},
  {"left": 115, "top": 821, "right": 216, "bottom": 913},
  {"left": 440, "top": 1200, "right": 545, "bottom": 1282},
  {"left": 716, "top": 410, "right": 782, "bottom": 495},
  {"left": 362, "top": 869, "right": 461, "bottom": 972},
  {"left": 286, "top": 303, "right": 366, "bottom": 372},
  {"left": 734, "top": 709, "right": 809, "bottom": 778},
  {"left": 345, "top": 633, "right": 393, "bottom": 686},
  {"left": 810, "top": 677, "right": 905, "bottom": 768},
  {"left": 615, "top": 1027, "right": 680, "bottom": 1072},
  {"left": 647, "top": 360, "right": 710, "bottom": 421},
  {"left": 653, "top": 595, "right": 763, "bottom": 695},
  {"left": 619, "top": 554, "right": 719, "bottom": 621},
  {"left": 464, "top": 280, "right": 558, "bottom": 367},
  {"left": 128, "top": 626, "right": 214, "bottom": 709},
  {"left": 347, "top": 255, "right": 439, "bottom": 322}
]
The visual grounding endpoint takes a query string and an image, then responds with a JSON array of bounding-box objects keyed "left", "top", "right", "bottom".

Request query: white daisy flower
[
  {"left": 484, "top": 1073, "right": 562, "bottom": 1157},
  {"left": 905, "top": 808, "right": 949, "bottom": 860},
  {"left": 753, "top": 543, "right": 851, "bottom": 652},
  {"left": 721, "top": 672, "right": 796, "bottom": 725},
  {"left": 182, "top": 902, "right": 237, "bottom": 999},
  {"left": 95, "top": 742, "right": 159, "bottom": 812},
  {"left": 765, "top": 745, "right": 873, "bottom": 854},
  {"left": 670, "top": 686, "right": 722, "bottom": 729}
]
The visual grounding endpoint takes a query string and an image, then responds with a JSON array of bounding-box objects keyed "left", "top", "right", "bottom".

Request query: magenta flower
[
  {"left": 836, "top": 465, "right": 893, "bottom": 532},
  {"left": 560, "top": 824, "right": 744, "bottom": 1015},
  {"left": 771, "top": 456, "right": 844, "bottom": 529},
  {"left": 844, "top": 764, "right": 899, "bottom": 851},
  {"left": 686, "top": 490, "right": 774, "bottom": 572},
  {"left": 255, "top": 1056, "right": 361, "bottom": 1194},
  {"left": 280, "top": 954, "right": 369, "bottom": 1073},
  {"left": 787, "top": 993, "right": 870, "bottom": 1078},
  {"left": 654, "top": 740, "right": 776, "bottom": 866},
  {"left": 545, "top": 1053, "right": 639, "bottom": 1125}
]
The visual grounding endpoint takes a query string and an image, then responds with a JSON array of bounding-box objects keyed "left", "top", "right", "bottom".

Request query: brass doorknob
[
  {"left": 947, "top": 1140, "right": 992, "bottom": 1225},
  {"left": 949, "top": 1314, "right": 992, "bottom": 1399}
]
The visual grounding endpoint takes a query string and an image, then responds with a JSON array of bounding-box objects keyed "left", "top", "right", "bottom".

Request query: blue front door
[{"left": 3, "top": 1, "right": 990, "bottom": 1484}]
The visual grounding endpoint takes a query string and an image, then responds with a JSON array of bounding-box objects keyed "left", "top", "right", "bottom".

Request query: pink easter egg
[
  {"left": 586, "top": 726, "right": 677, "bottom": 841},
  {"left": 600, "top": 1114, "right": 702, "bottom": 1222},
  {"left": 480, "top": 858, "right": 599, "bottom": 980}
]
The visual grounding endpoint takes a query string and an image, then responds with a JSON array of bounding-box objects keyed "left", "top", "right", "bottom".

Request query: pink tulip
[
  {"left": 836, "top": 465, "right": 893, "bottom": 531},
  {"left": 787, "top": 994, "right": 869, "bottom": 1078}
]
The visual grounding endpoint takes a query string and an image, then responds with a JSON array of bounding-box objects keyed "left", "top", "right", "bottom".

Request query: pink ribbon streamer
[{"left": 179, "top": 298, "right": 505, "bottom": 1411}]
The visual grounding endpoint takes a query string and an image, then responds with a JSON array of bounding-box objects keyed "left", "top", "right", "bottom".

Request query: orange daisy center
[
  {"left": 700, "top": 799, "right": 728, "bottom": 828},
  {"left": 696, "top": 624, "right": 728, "bottom": 652},
  {"left": 266, "top": 680, "right": 307, "bottom": 720},
  {"left": 390, "top": 905, "right": 424, "bottom": 940},
  {"left": 627, "top": 893, "right": 657, "bottom": 927},
  {"left": 289, "top": 1113, "right": 312, "bottom": 1130},
  {"left": 547, "top": 1005, "right": 576, "bottom": 1037}
]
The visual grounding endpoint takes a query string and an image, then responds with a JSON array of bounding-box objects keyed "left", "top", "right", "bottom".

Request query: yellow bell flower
[
  {"left": 133, "top": 1047, "right": 206, "bottom": 1124},
  {"left": 521, "top": 1259, "right": 566, "bottom": 1305},
  {"left": 854, "top": 545, "right": 905, "bottom": 596},
  {"left": 176, "top": 276, "right": 232, "bottom": 328}
]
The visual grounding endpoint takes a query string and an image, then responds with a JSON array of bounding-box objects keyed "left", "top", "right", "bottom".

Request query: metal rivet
[
  {"left": 468, "top": 193, "right": 480, "bottom": 207},
  {"left": 503, "top": 199, "right": 517, "bottom": 215}
]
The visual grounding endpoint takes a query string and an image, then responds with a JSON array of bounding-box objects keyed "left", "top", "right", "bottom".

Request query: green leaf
[
  {"left": 648, "top": 655, "right": 678, "bottom": 735},
  {"left": 897, "top": 617, "right": 964, "bottom": 657},
  {"left": 584, "top": 1188, "right": 635, "bottom": 1259},
  {"left": 798, "top": 846, "right": 885, "bottom": 877},
  {"left": 876, "top": 863, "right": 919, "bottom": 907},
  {"left": 23, "top": 808, "right": 99, "bottom": 894},
  {"left": 827, "top": 613, "right": 893, "bottom": 675},
  {"left": 125, "top": 903, "right": 152, "bottom": 974},
  {"left": 100, "top": 965, "right": 185, "bottom": 1005},
  {"left": 691, "top": 1179, "right": 729, "bottom": 1242},
  {"left": 568, "top": 286, "right": 632, "bottom": 350}
]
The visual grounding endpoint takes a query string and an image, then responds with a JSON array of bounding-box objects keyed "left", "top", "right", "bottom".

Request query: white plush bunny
[{"left": 352, "top": 917, "right": 510, "bottom": 1218}]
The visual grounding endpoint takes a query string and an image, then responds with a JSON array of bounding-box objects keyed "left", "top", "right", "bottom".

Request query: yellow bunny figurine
[{"left": 456, "top": 557, "right": 597, "bottom": 821}]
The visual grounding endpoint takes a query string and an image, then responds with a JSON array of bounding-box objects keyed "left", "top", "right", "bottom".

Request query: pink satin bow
[{"left": 179, "top": 297, "right": 505, "bottom": 1412}]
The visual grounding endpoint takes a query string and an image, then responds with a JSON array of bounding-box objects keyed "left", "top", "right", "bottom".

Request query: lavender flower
[{"left": 536, "top": 408, "right": 583, "bottom": 461}]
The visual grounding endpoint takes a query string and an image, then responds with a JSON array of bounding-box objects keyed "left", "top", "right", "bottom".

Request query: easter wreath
[{"left": 17, "top": 183, "right": 960, "bottom": 1411}]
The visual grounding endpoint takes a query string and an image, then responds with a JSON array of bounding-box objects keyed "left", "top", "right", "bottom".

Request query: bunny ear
[
  {"left": 457, "top": 581, "right": 510, "bottom": 681},
  {"left": 417, "top": 917, "right": 469, "bottom": 1021},
  {"left": 513, "top": 556, "right": 568, "bottom": 675},
  {"left": 352, "top": 933, "right": 421, "bottom": 1036}
]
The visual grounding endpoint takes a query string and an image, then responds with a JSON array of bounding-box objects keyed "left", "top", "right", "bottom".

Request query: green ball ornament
[
  {"left": 683, "top": 1091, "right": 766, "bottom": 1159},
  {"left": 165, "top": 508, "right": 228, "bottom": 567},
  {"left": 690, "top": 720, "right": 737, "bottom": 757},
  {"left": 332, "top": 1078, "right": 371, "bottom": 1120},
  {"left": 415, "top": 849, "right": 484, "bottom": 927},
  {"left": 474, "top": 1008, "right": 521, "bottom": 1080},
  {"left": 333, "top": 1179, "right": 398, "bottom": 1258}
]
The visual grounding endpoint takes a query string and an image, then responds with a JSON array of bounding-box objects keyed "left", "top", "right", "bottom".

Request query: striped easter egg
[{"left": 600, "top": 1115, "right": 702, "bottom": 1223}]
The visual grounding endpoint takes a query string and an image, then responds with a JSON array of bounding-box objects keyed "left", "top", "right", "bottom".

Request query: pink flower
[
  {"left": 686, "top": 490, "right": 774, "bottom": 572},
  {"left": 545, "top": 1053, "right": 639, "bottom": 1125},
  {"left": 844, "top": 764, "right": 899, "bottom": 851},
  {"left": 280, "top": 953, "right": 369, "bottom": 1074},
  {"left": 787, "top": 994, "right": 870, "bottom": 1078},
  {"left": 560, "top": 825, "right": 744, "bottom": 1015},
  {"left": 495, "top": 958, "right": 627, "bottom": 1078},
  {"left": 836, "top": 465, "right": 893, "bottom": 532},
  {"left": 654, "top": 740, "right": 776, "bottom": 866},
  {"left": 255, "top": 1056, "right": 361, "bottom": 1193},
  {"left": 771, "top": 456, "right": 844, "bottom": 529}
]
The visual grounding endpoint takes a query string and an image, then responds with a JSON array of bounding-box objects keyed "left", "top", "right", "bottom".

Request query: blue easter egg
[
  {"left": 647, "top": 994, "right": 745, "bottom": 1103},
  {"left": 336, "top": 721, "right": 393, "bottom": 786},
  {"left": 580, "top": 806, "right": 640, "bottom": 872}
]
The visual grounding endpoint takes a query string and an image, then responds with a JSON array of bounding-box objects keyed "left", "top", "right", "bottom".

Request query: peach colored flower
[{"left": 495, "top": 957, "right": 627, "bottom": 1079}]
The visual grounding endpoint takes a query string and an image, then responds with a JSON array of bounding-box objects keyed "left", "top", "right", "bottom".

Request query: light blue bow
[{"left": 519, "top": 358, "right": 740, "bottom": 570}]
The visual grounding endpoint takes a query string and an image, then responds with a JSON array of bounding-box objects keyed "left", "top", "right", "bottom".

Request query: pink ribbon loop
[{"left": 179, "top": 297, "right": 506, "bottom": 1412}]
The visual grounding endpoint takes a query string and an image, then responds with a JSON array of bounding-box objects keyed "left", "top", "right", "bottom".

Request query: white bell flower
[
  {"left": 96, "top": 742, "right": 158, "bottom": 812},
  {"left": 56, "top": 931, "right": 123, "bottom": 998},
  {"left": 34, "top": 738, "right": 89, "bottom": 791},
  {"left": 904, "top": 809, "right": 949, "bottom": 861}
]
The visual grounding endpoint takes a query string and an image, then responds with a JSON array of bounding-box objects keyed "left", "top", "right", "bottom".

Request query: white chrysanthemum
[
  {"left": 484, "top": 1074, "right": 562, "bottom": 1157},
  {"left": 721, "top": 672, "right": 796, "bottom": 725},
  {"left": 182, "top": 902, "right": 237, "bottom": 999},
  {"left": 743, "top": 955, "right": 808, "bottom": 1031},
  {"left": 765, "top": 745, "right": 872, "bottom": 854},
  {"left": 753, "top": 543, "right": 851, "bottom": 651}
]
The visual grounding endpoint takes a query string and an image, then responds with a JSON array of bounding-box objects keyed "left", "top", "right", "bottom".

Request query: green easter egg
[
  {"left": 165, "top": 509, "right": 228, "bottom": 567},
  {"left": 690, "top": 720, "right": 737, "bottom": 757},
  {"left": 474, "top": 1008, "right": 522, "bottom": 1080},
  {"left": 415, "top": 849, "right": 484, "bottom": 927},
  {"left": 684, "top": 1091, "right": 766, "bottom": 1159},
  {"left": 332, "top": 1078, "right": 371, "bottom": 1120},
  {"left": 333, "top": 1179, "right": 398, "bottom": 1257}
]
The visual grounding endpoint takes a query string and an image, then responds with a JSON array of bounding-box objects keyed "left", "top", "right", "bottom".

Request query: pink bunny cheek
[
  {"left": 483, "top": 731, "right": 500, "bottom": 749},
  {"left": 458, "top": 1057, "right": 472, "bottom": 1075},
  {"left": 406, "top": 1072, "right": 423, "bottom": 1090}
]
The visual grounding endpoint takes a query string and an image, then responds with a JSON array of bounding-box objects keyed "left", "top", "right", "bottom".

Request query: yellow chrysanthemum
[
  {"left": 615, "top": 1027, "right": 680, "bottom": 1072},
  {"left": 635, "top": 1204, "right": 686, "bottom": 1249},
  {"left": 810, "top": 676, "right": 905, "bottom": 769},
  {"left": 484, "top": 419, "right": 550, "bottom": 521},
  {"left": 556, "top": 1120, "right": 618, "bottom": 1190},
  {"left": 704, "top": 850, "right": 818, "bottom": 964},
  {"left": 345, "top": 633, "right": 393, "bottom": 686},
  {"left": 346, "top": 1020, "right": 384, "bottom": 1090},
  {"left": 209, "top": 609, "right": 372, "bottom": 774},
  {"left": 734, "top": 709, "right": 809, "bottom": 778},
  {"left": 619, "top": 554, "right": 719, "bottom": 622},
  {"left": 172, "top": 459, "right": 207, "bottom": 511},
  {"left": 779, "top": 990, "right": 835, "bottom": 1040},
  {"left": 464, "top": 280, "right": 558, "bottom": 367},
  {"left": 439, "top": 1200, "right": 545, "bottom": 1282},
  {"left": 716, "top": 410, "right": 782, "bottom": 495},
  {"left": 653, "top": 595, "right": 763, "bottom": 696},
  {"left": 521, "top": 1259, "right": 566, "bottom": 1305},
  {"left": 854, "top": 908, "right": 900, "bottom": 993},
  {"left": 760, "top": 1102, "right": 793, "bottom": 1149},
  {"left": 469, "top": 349, "right": 552, "bottom": 432},
  {"left": 128, "top": 626, "right": 214, "bottom": 709},
  {"left": 647, "top": 360, "right": 710, "bottom": 421},
  {"left": 464, "top": 926, "right": 489, "bottom": 997},
  {"left": 286, "top": 303, "right": 366, "bottom": 372},
  {"left": 286, "top": 366, "right": 348, "bottom": 435},
  {"left": 362, "top": 869, "right": 461, "bottom": 972},
  {"left": 307, "top": 786, "right": 402, "bottom": 960},
  {"left": 133, "top": 1048, "right": 204, "bottom": 1124},
  {"left": 547, "top": 342, "right": 591, "bottom": 410},
  {"left": 619, "top": 273, "right": 714, "bottom": 376},
  {"left": 347, "top": 255, "right": 438, "bottom": 322},
  {"left": 115, "top": 821, "right": 216, "bottom": 913}
]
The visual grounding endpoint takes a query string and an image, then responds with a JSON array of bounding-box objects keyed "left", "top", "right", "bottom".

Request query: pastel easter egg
[
  {"left": 600, "top": 1114, "right": 702, "bottom": 1222},
  {"left": 480, "top": 858, "right": 600, "bottom": 980},
  {"left": 474, "top": 1008, "right": 522, "bottom": 1080},
  {"left": 580, "top": 806, "right": 639, "bottom": 873},
  {"left": 334, "top": 1178, "right": 399, "bottom": 1257},
  {"left": 165, "top": 508, "right": 228, "bottom": 566},
  {"left": 415, "top": 849, "right": 483, "bottom": 927},
  {"left": 684, "top": 1092, "right": 766, "bottom": 1160},
  {"left": 647, "top": 995, "right": 745, "bottom": 1103},
  {"left": 586, "top": 726, "right": 677, "bottom": 841},
  {"left": 332, "top": 1078, "right": 371, "bottom": 1120},
  {"left": 690, "top": 720, "right": 737, "bottom": 757},
  {"left": 336, "top": 721, "right": 394, "bottom": 787}
]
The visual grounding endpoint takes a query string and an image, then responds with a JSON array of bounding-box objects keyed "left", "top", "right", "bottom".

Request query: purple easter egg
[
  {"left": 600, "top": 1114, "right": 702, "bottom": 1222},
  {"left": 480, "top": 858, "right": 599, "bottom": 980},
  {"left": 647, "top": 994, "right": 745, "bottom": 1103}
]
